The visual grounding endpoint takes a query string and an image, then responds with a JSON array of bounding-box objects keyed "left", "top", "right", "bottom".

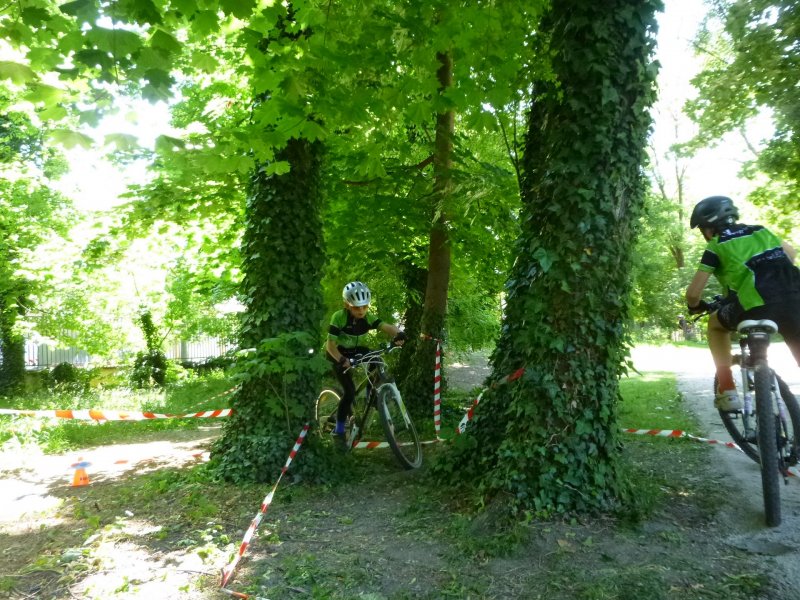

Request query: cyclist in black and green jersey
[
  {"left": 325, "top": 281, "right": 405, "bottom": 438},
  {"left": 685, "top": 196, "right": 800, "bottom": 411}
]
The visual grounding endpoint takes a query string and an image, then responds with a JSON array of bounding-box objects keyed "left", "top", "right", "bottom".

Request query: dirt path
[
  {"left": 632, "top": 344, "right": 800, "bottom": 590},
  {"left": 4, "top": 346, "right": 800, "bottom": 599}
]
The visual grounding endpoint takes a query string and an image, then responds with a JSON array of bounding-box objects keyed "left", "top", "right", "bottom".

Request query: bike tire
[
  {"left": 377, "top": 384, "right": 422, "bottom": 470},
  {"left": 776, "top": 377, "right": 800, "bottom": 467},
  {"left": 315, "top": 388, "right": 341, "bottom": 435},
  {"left": 754, "top": 361, "right": 781, "bottom": 527},
  {"left": 717, "top": 373, "right": 800, "bottom": 465}
]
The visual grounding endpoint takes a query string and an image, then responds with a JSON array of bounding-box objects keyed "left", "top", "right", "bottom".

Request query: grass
[
  {"left": 0, "top": 370, "right": 235, "bottom": 453},
  {"left": 0, "top": 362, "right": 787, "bottom": 599}
]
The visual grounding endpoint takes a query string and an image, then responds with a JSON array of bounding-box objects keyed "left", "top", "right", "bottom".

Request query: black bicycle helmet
[{"left": 689, "top": 196, "right": 739, "bottom": 230}]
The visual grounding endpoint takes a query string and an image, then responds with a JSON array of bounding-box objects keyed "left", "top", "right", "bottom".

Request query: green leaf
[
  {"left": 265, "top": 161, "right": 291, "bottom": 176},
  {"left": 533, "top": 247, "right": 553, "bottom": 273},
  {"left": 190, "top": 51, "right": 219, "bottom": 73},
  {"left": 48, "top": 129, "right": 95, "bottom": 150},
  {"left": 301, "top": 120, "right": 327, "bottom": 142},
  {"left": 191, "top": 11, "right": 220, "bottom": 37},
  {"left": 104, "top": 133, "right": 140, "bottom": 151},
  {"left": 149, "top": 29, "right": 182, "bottom": 56},
  {"left": 21, "top": 7, "right": 51, "bottom": 28},
  {"left": 39, "top": 105, "right": 69, "bottom": 121},
  {"left": 0, "top": 61, "right": 37, "bottom": 85},
  {"left": 22, "top": 83, "right": 64, "bottom": 106},
  {"left": 220, "top": 0, "right": 256, "bottom": 19},
  {"left": 59, "top": 0, "right": 96, "bottom": 21},
  {"left": 154, "top": 134, "right": 186, "bottom": 154}
]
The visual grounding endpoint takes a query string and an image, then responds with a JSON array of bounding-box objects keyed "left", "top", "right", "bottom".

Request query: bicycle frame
[
  {"left": 734, "top": 330, "right": 791, "bottom": 448},
  {"left": 345, "top": 347, "right": 397, "bottom": 447}
]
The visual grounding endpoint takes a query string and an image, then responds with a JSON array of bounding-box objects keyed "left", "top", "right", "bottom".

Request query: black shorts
[{"left": 717, "top": 295, "right": 800, "bottom": 348}]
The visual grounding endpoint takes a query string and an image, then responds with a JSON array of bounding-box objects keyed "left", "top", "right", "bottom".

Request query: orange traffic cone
[{"left": 70, "top": 459, "right": 91, "bottom": 487}]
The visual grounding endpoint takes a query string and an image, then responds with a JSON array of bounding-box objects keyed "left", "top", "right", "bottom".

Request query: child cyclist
[
  {"left": 325, "top": 281, "right": 405, "bottom": 438},
  {"left": 685, "top": 195, "right": 800, "bottom": 411}
]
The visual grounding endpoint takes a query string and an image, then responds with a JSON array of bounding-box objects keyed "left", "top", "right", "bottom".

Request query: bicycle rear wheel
[
  {"left": 377, "top": 383, "right": 422, "bottom": 469},
  {"left": 754, "top": 361, "right": 781, "bottom": 527},
  {"left": 315, "top": 388, "right": 341, "bottom": 435},
  {"left": 717, "top": 373, "right": 800, "bottom": 465}
]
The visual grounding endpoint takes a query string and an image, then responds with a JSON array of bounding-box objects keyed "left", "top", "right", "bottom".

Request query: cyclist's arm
[
  {"left": 325, "top": 338, "right": 349, "bottom": 368},
  {"left": 686, "top": 270, "right": 712, "bottom": 308},
  {"left": 378, "top": 322, "right": 400, "bottom": 337},
  {"left": 782, "top": 240, "right": 797, "bottom": 263}
]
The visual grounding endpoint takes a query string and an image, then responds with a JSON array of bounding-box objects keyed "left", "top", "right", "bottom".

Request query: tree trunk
[
  {"left": 405, "top": 50, "right": 455, "bottom": 414},
  {"left": 0, "top": 298, "right": 25, "bottom": 396},
  {"left": 439, "top": 0, "right": 660, "bottom": 515},
  {"left": 213, "top": 138, "right": 329, "bottom": 482}
]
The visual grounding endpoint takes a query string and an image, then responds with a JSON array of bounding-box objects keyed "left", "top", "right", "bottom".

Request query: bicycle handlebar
[{"left": 346, "top": 343, "right": 401, "bottom": 371}]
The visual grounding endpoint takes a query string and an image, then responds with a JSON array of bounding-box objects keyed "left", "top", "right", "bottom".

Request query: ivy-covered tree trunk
[
  {"left": 213, "top": 138, "right": 328, "bottom": 482},
  {"left": 405, "top": 50, "right": 455, "bottom": 413},
  {"left": 0, "top": 300, "right": 25, "bottom": 396},
  {"left": 441, "top": 1, "right": 660, "bottom": 515}
]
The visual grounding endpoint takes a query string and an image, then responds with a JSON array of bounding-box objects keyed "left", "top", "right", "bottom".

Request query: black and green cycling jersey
[
  {"left": 328, "top": 309, "right": 382, "bottom": 351},
  {"left": 698, "top": 224, "right": 800, "bottom": 310}
]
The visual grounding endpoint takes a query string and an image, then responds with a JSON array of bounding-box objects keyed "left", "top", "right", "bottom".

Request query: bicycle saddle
[{"left": 738, "top": 319, "right": 778, "bottom": 334}]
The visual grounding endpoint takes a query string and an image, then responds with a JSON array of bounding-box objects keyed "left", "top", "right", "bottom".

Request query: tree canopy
[{"left": 686, "top": 0, "right": 800, "bottom": 220}]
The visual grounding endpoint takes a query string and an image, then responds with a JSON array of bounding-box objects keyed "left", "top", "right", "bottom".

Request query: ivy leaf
[
  {"left": 533, "top": 247, "right": 553, "bottom": 273},
  {"left": 0, "top": 61, "right": 37, "bottom": 85},
  {"left": 601, "top": 84, "right": 619, "bottom": 106},
  {"left": 48, "top": 129, "right": 95, "bottom": 150}
]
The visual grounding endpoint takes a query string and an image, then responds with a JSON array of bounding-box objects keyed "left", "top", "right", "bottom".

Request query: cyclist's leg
[
  {"left": 711, "top": 298, "right": 742, "bottom": 396},
  {"left": 331, "top": 362, "right": 356, "bottom": 433},
  {"left": 770, "top": 299, "right": 800, "bottom": 367}
]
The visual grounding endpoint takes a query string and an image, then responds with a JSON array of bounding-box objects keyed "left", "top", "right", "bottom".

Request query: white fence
[{"left": 21, "top": 337, "right": 232, "bottom": 370}]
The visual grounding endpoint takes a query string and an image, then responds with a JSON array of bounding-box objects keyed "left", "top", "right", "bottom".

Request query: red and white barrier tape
[
  {"left": 220, "top": 424, "right": 309, "bottom": 590},
  {"left": 0, "top": 408, "right": 232, "bottom": 421},
  {"left": 433, "top": 341, "right": 442, "bottom": 439},
  {"left": 622, "top": 427, "right": 743, "bottom": 451}
]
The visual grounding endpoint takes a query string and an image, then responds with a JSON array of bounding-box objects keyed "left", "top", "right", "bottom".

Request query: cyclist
[
  {"left": 325, "top": 281, "right": 405, "bottom": 439},
  {"left": 685, "top": 195, "right": 800, "bottom": 411}
]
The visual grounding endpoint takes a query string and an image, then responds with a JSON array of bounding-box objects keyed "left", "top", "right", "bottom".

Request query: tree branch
[{"left": 342, "top": 154, "right": 434, "bottom": 185}]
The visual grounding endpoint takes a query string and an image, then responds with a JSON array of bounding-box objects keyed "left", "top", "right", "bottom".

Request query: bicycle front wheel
[
  {"left": 377, "top": 384, "right": 422, "bottom": 470},
  {"left": 754, "top": 361, "right": 781, "bottom": 527},
  {"left": 315, "top": 388, "right": 341, "bottom": 436}
]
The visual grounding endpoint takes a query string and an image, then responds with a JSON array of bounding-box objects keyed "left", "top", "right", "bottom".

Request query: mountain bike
[
  {"left": 315, "top": 345, "right": 422, "bottom": 470},
  {"left": 697, "top": 296, "right": 800, "bottom": 526}
]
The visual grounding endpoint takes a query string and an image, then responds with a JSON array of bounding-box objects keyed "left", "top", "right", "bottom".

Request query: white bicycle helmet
[{"left": 342, "top": 281, "right": 371, "bottom": 307}]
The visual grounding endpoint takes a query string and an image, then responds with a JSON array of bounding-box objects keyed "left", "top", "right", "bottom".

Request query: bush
[
  {"left": 130, "top": 350, "right": 168, "bottom": 388},
  {"left": 46, "top": 362, "right": 92, "bottom": 394}
]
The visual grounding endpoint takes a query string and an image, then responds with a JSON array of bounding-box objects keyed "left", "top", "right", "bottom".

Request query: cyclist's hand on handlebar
[
  {"left": 687, "top": 300, "right": 710, "bottom": 316},
  {"left": 392, "top": 331, "right": 406, "bottom": 347},
  {"left": 338, "top": 355, "right": 351, "bottom": 370}
]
